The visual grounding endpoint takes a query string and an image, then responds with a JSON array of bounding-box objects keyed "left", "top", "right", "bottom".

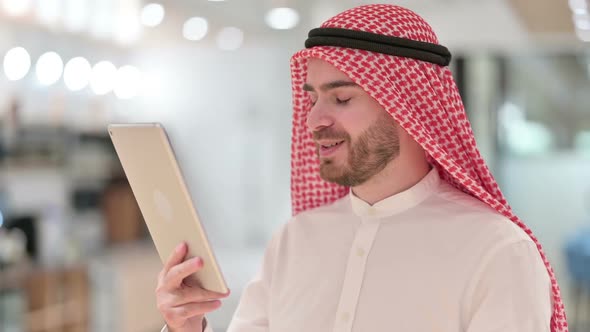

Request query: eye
[
  {"left": 307, "top": 92, "right": 318, "bottom": 106},
  {"left": 336, "top": 97, "right": 351, "bottom": 105}
]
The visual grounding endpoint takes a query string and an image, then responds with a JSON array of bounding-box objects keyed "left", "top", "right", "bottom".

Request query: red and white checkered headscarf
[{"left": 289, "top": 4, "right": 567, "bottom": 331}]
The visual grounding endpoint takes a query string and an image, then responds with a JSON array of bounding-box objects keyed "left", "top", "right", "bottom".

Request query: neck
[{"left": 351, "top": 155, "right": 431, "bottom": 206}]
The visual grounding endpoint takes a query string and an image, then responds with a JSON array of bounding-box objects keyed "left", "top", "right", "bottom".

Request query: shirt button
[
  {"left": 367, "top": 207, "right": 377, "bottom": 216},
  {"left": 356, "top": 247, "right": 366, "bottom": 257},
  {"left": 341, "top": 312, "right": 350, "bottom": 322}
]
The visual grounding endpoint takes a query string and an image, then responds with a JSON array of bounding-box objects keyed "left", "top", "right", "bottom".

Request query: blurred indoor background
[{"left": 0, "top": 0, "right": 589, "bottom": 331}]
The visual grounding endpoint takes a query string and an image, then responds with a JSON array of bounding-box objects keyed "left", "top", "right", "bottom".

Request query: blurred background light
[
  {"left": 569, "top": 0, "right": 588, "bottom": 14},
  {"left": 574, "top": 13, "right": 590, "bottom": 30},
  {"left": 36, "top": 0, "right": 61, "bottom": 26},
  {"left": 90, "top": 61, "right": 117, "bottom": 95},
  {"left": 3, "top": 47, "right": 31, "bottom": 81},
  {"left": 265, "top": 7, "right": 299, "bottom": 30},
  {"left": 499, "top": 102, "right": 554, "bottom": 155},
  {"left": 216, "top": 27, "right": 244, "bottom": 51},
  {"left": 507, "top": 121, "right": 554, "bottom": 155},
  {"left": 36, "top": 51, "right": 64, "bottom": 86},
  {"left": 89, "top": 1, "right": 115, "bottom": 40},
  {"left": 115, "top": 23, "right": 141, "bottom": 44},
  {"left": 116, "top": 0, "right": 141, "bottom": 44},
  {"left": 1, "top": 0, "right": 32, "bottom": 16},
  {"left": 569, "top": 0, "right": 590, "bottom": 42},
  {"left": 63, "top": 57, "right": 92, "bottom": 91},
  {"left": 140, "top": 3, "right": 165, "bottom": 27},
  {"left": 114, "top": 65, "right": 142, "bottom": 99},
  {"left": 63, "top": 0, "right": 88, "bottom": 32},
  {"left": 183, "top": 17, "right": 209, "bottom": 41}
]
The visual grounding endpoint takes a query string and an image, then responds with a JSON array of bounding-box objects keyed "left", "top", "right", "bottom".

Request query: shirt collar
[{"left": 349, "top": 168, "right": 441, "bottom": 219}]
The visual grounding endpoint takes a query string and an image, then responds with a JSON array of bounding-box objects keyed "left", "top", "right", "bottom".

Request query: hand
[{"left": 156, "top": 242, "right": 230, "bottom": 332}]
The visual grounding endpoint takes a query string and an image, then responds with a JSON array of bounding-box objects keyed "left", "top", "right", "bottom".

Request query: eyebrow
[{"left": 302, "top": 80, "right": 360, "bottom": 92}]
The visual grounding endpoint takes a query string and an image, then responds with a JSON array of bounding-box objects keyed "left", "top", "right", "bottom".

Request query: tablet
[{"left": 108, "top": 123, "right": 228, "bottom": 294}]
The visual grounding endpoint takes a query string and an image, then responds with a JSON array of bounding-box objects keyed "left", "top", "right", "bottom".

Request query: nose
[{"left": 306, "top": 101, "right": 334, "bottom": 132}]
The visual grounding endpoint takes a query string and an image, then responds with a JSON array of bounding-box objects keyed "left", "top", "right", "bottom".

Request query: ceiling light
[
  {"left": 64, "top": 57, "right": 92, "bottom": 91},
  {"left": 265, "top": 7, "right": 300, "bottom": 30},
  {"left": 3, "top": 47, "right": 31, "bottom": 81},
  {"left": 140, "top": 3, "right": 165, "bottom": 27},
  {"left": 36, "top": 51, "right": 63, "bottom": 86},
  {"left": 90, "top": 61, "right": 117, "bottom": 95},
  {"left": 183, "top": 17, "right": 208, "bottom": 41}
]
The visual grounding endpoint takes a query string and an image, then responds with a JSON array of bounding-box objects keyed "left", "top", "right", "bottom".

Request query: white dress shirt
[{"left": 165, "top": 168, "right": 552, "bottom": 331}]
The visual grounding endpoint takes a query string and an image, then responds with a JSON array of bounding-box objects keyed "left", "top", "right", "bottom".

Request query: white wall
[{"left": 115, "top": 44, "right": 298, "bottom": 249}]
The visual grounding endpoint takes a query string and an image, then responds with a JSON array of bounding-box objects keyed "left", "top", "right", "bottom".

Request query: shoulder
[{"left": 430, "top": 182, "right": 533, "bottom": 245}]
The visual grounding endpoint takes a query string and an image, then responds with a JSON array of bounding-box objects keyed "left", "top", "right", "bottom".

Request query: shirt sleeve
[
  {"left": 226, "top": 224, "right": 284, "bottom": 332},
  {"left": 463, "top": 240, "right": 552, "bottom": 332}
]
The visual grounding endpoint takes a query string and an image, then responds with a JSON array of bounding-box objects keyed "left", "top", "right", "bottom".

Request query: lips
[
  {"left": 321, "top": 140, "right": 344, "bottom": 148},
  {"left": 318, "top": 140, "right": 345, "bottom": 157}
]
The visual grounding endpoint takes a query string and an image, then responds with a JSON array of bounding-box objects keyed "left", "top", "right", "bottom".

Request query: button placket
[
  {"left": 331, "top": 222, "right": 381, "bottom": 332},
  {"left": 341, "top": 312, "right": 350, "bottom": 322},
  {"left": 356, "top": 247, "right": 366, "bottom": 257}
]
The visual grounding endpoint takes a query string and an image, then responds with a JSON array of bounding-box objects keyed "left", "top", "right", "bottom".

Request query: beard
[{"left": 314, "top": 114, "right": 400, "bottom": 187}]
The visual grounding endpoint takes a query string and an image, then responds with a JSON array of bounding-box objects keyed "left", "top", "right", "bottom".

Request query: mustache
[{"left": 312, "top": 128, "right": 350, "bottom": 141}]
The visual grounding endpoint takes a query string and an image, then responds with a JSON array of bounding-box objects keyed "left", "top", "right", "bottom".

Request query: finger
[
  {"left": 164, "top": 256, "right": 203, "bottom": 289},
  {"left": 177, "top": 286, "right": 231, "bottom": 305},
  {"left": 172, "top": 300, "right": 222, "bottom": 320},
  {"left": 163, "top": 242, "right": 187, "bottom": 274},
  {"left": 161, "top": 286, "right": 230, "bottom": 308},
  {"left": 183, "top": 277, "right": 231, "bottom": 296}
]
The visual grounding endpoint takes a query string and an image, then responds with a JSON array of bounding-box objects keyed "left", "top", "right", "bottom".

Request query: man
[{"left": 156, "top": 4, "right": 568, "bottom": 332}]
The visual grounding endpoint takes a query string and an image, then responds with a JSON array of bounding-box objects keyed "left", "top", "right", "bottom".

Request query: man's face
[{"left": 304, "top": 58, "right": 400, "bottom": 187}]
